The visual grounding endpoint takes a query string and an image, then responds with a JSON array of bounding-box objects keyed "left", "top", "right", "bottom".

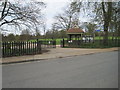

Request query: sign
[{"left": 95, "top": 30, "right": 101, "bottom": 32}]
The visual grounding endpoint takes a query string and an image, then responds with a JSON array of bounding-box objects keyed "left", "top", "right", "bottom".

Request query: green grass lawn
[
  {"left": 29, "top": 38, "right": 68, "bottom": 45},
  {"left": 29, "top": 36, "right": 120, "bottom": 45}
]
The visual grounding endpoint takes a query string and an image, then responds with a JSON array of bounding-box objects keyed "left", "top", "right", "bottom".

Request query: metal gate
[{"left": 39, "top": 40, "right": 56, "bottom": 50}]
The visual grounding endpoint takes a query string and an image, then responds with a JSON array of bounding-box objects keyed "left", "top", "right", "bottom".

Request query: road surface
[{"left": 2, "top": 51, "right": 118, "bottom": 88}]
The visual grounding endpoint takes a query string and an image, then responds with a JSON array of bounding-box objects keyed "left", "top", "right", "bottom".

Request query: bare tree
[
  {"left": 86, "top": 23, "right": 97, "bottom": 34},
  {"left": 110, "top": 2, "right": 120, "bottom": 40},
  {"left": 89, "top": 1, "right": 117, "bottom": 45},
  {"left": 53, "top": 0, "right": 81, "bottom": 31},
  {"left": 0, "top": 0, "right": 46, "bottom": 33}
]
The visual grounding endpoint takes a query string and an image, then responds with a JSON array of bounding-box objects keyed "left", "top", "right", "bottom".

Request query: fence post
[{"left": 3, "top": 43, "right": 5, "bottom": 57}]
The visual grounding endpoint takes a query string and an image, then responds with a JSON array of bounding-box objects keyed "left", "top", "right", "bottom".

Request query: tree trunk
[
  {"left": 103, "top": 22, "right": 109, "bottom": 46},
  {"left": 102, "top": 2, "right": 112, "bottom": 46}
]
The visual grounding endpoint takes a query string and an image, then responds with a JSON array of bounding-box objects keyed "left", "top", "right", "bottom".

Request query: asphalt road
[{"left": 2, "top": 51, "right": 118, "bottom": 88}]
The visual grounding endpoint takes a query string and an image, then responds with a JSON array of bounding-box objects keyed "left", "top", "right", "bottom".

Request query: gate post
[
  {"left": 37, "top": 39, "right": 41, "bottom": 53},
  {"left": 53, "top": 40, "right": 56, "bottom": 48},
  {"left": 61, "top": 39, "right": 64, "bottom": 48}
]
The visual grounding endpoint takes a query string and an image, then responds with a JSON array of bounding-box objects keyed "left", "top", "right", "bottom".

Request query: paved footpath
[{"left": 1, "top": 47, "right": 118, "bottom": 64}]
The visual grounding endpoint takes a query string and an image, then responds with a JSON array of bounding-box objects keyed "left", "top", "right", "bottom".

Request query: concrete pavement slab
[{"left": 1, "top": 47, "right": 118, "bottom": 64}]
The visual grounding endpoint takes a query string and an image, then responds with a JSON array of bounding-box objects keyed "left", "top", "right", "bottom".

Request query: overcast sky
[
  {"left": 43, "top": 0, "right": 91, "bottom": 30},
  {"left": 43, "top": 0, "right": 69, "bottom": 29}
]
